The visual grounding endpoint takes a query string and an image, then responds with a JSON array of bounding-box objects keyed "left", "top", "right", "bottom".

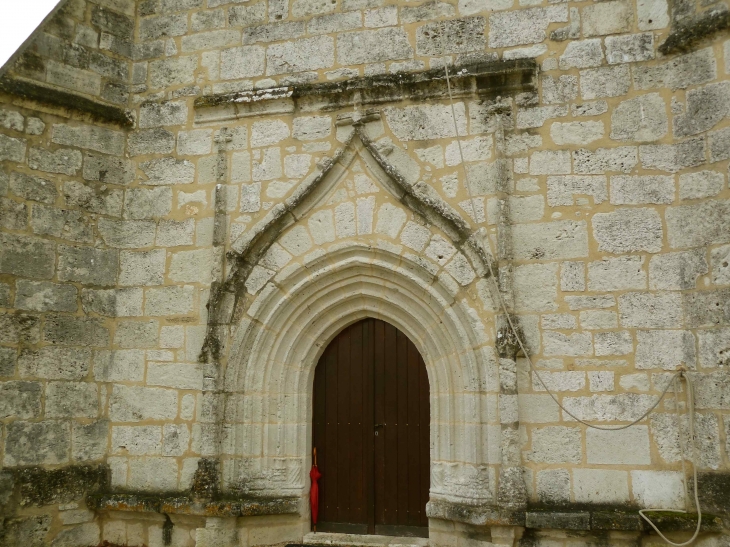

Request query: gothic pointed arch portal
[{"left": 203, "top": 125, "right": 504, "bottom": 525}]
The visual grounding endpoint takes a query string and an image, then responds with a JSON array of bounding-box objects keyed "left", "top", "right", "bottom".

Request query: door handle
[{"left": 374, "top": 423, "right": 384, "bottom": 428}]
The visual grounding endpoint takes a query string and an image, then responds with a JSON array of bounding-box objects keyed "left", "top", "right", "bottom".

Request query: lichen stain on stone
[
  {"left": 659, "top": 7, "right": 730, "bottom": 54},
  {"left": 14, "top": 464, "right": 109, "bottom": 507}
]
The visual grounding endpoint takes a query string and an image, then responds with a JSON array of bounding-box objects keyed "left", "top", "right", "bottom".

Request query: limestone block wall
[{"left": 0, "top": 0, "right": 729, "bottom": 545}]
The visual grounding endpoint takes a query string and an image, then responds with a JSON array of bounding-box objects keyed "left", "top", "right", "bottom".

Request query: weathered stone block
[
  {"left": 543, "top": 331, "right": 593, "bottom": 356},
  {"left": 594, "top": 330, "right": 632, "bottom": 356},
  {"left": 513, "top": 220, "right": 588, "bottom": 260},
  {"left": 220, "top": 45, "right": 265, "bottom": 79},
  {"left": 588, "top": 256, "right": 646, "bottom": 291},
  {"left": 0, "top": 133, "right": 27, "bottom": 162},
  {"left": 683, "top": 288, "right": 730, "bottom": 328},
  {"left": 98, "top": 218, "right": 156, "bottom": 248},
  {"left": 610, "top": 175, "right": 674, "bottom": 204},
  {"left": 513, "top": 263, "right": 558, "bottom": 312},
  {"left": 229, "top": 2, "right": 267, "bottom": 27},
  {"left": 293, "top": 116, "right": 332, "bottom": 141},
  {"left": 169, "top": 249, "right": 214, "bottom": 284},
  {"left": 144, "top": 285, "right": 195, "bottom": 316},
  {"left": 0, "top": 233, "right": 56, "bottom": 279},
  {"left": 4, "top": 421, "right": 70, "bottom": 466},
  {"left": 114, "top": 319, "right": 159, "bottom": 348},
  {"left": 711, "top": 244, "right": 730, "bottom": 286},
  {"left": 139, "top": 101, "right": 188, "bottom": 129},
  {"left": 610, "top": 93, "right": 667, "bottom": 142},
  {"left": 573, "top": 146, "right": 637, "bottom": 174},
  {"left": 127, "top": 457, "right": 179, "bottom": 491},
  {"left": 0, "top": 516, "right": 51, "bottom": 547},
  {"left": 1, "top": 196, "right": 27, "bottom": 230},
  {"left": 605, "top": 33, "right": 654, "bottom": 64},
  {"left": 573, "top": 469, "right": 629, "bottom": 503},
  {"left": 43, "top": 315, "right": 109, "bottom": 347},
  {"left": 308, "top": 11, "right": 361, "bottom": 34},
  {"left": 9, "top": 172, "right": 57, "bottom": 203},
  {"left": 542, "top": 75, "right": 578, "bottom": 105},
  {"left": 635, "top": 329, "right": 696, "bottom": 370},
  {"left": 112, "top": 425, "right": 162, "bottom": 455},
  {"left": 0, "top": 313, "right": 40, "bottom": 344},
  {"left": 529, "top": 150, "right": 570, "bottom": 175},
  {"left": 632, "top": 470, "right": 684, "bottom": 510},
  {"left": 698, "top": 328, "right": 730, "bottom": 368},
  {"left": 587, "top": 427, "right": 650, "bottom": 464},
  {"left": 94, "top": 349, "right": 145, "bottom": 382},
  {"left": 561, "top": 261, "right": 585, "bottom": 291},
  {"left": 51, "top": 124, "right": 125, "bottom": 156},
  {"left": 72, "top": 420, "right": 108, "bottom": 461},
  {"left": 267, "top": 36, "right": 334, "bottom": 75},
  {"left": 559, "top": 39, "right": 603, "bottom": 69},
  {"left": 128, "top": 128, "right": 176, "bottom": 156},
  {"left": 140, "top": 157, "right": 195, "bottom": 185},
  {"left": 649, "top": 249, "right": 707, "bottom": 290},
  {"left": 58, "top": 245, "right": 118, "bottom": 286},
  {"left": 582, "top": 1, "right": 632, "bottom": 36},
  {"left": 536, "top": 469, "right": 570, "bottom": 504},
  {"left": 82, "top": 153, "right": 134, "bottom": 185},
  {"left": 674, "top": 81, "right": 730, "bottom": 138},
  {"left": 28, "top": 147, "right": 82, "bottom": 176},
  {"left": 15, "top": 280, "right": 78, "bottom": 312},
  {"left": 679, "top": 170, "right": 724, "bottom": 200},
  {"left": 110, "top": 384, "right": 178, "bottom": 421},
  {"left": 580, "top": 65, "right": 630, "bottom": 99},
  {"left": 119, "top": 249, "right": 165, "bottom": 286},
  {"left": 618, "top": 292, "right": 682, "bottom": 328},
  {"left": 547, "top": 175, "right": 606, "bottom": 207},
  {"left": 416, "top": 17, "right": 485, "bottom": 55},
  {"left": 489, "top": 6, "right": 567, "bottom": 48},
  {"left": 0, "top": 381, "right": 42, "bottom": 419},
  {"left": 63, "top": 180, "right": 123, "bottom": 217},
  {"left": 592, "top": 208, "right": 663, "bottom": 253},
  {"left": 527, "top": 426, "right": 581, "bottom": 463},
  {"left": 666, "top": 200, "right": 730, "bottom": 248},
  {"left": 148, "top": 362, "right": 204, "bottom": 390},
  {"left": 124, "top": 187, "right": 172, "bottom": 219},
  {"left": 0, "top": 346, "right": 15, "bottom": 376},
  {"left": 633, "top": 47, "right": 716, "bottom": 90},
  {"left": 532, "top": 370, "right": 584, "bottom": 392},
  {"left": 46, "top": 381, "right": 99, "bottom": 418},
  {"left": 337, "top": 28, "right": 412, "bottom": 64},
  {"left": 81, "top": 288, "right": 143, "bottom": 317}
]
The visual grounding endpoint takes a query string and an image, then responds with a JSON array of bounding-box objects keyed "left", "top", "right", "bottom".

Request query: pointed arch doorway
[{"left": 312, "top": 318, "right": 431, "bottom": 537}]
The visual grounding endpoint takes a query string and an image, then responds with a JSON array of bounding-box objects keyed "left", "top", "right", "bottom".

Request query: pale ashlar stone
[
  {"left": 94, "top": 350, "right": 145, "bottom": 382},
  {"left": 633, "top": 47, "right": 716, "bottom": 91},
  {"left": 251, "top": 120, "right": 290, "bottom": 148},
  {"left": 252, "top": 148, "right": 282, "bottom": 181},
  {"left": 488, "top": 6, "right": 567, "bottom": 48},
  {"left": 574, "top": 469, "right": 630, "bottom": 504},
  {"left": 337, "top": 28, "right": 412, "bottom": 65},
  {"left": 127, "top": 457, "right": 179, "bottom": 492},
  {"left": 631, "top": 471, "right": 684, "bottom": 510},
  {"left": 335, "top": 201, "right": 356, "bottom": 238},
  {"left": 512, "top": 220, "right": 589, "bottom": 260},
  {"left": 618, "top": 292, "right": 683, "bottom": 329},
  {"left": 650, "top": 412, "right": 721, "bottom": 469},
  {"left": 308, "top": 209, "right": 336, "bottom": 245},
  {"left": 580, "top": 310, "right": 618, "bottom": 330},
  {"left": 138, "top": 101, "right": 188, "bottom": 129},
  {"left": 284, "top": 154, "right": 312, "bottom": 178},
  {"left": 698, "top": 327, "right": 730, "bottom": 368},
  {"left": 374, "top": 203, "right": 407, "bottom": 238},
  {"left": 592, "top": 208, "right": 663, "bottom": 253},
  {"left": 594, "top": 331, "right": 633, "bottom": 356},
  {"left": 561, "top": 261, "right": 585, "bottom": 292},
  {"left": 587, "top": 427, "right": 650, "bottom": 464},
  {"left": 45, "top": 382, "right": 99, "bottom": 418},
  {"left": 513, "top": 263, "right": 558, "bottom": 312},
  {"left": 579, "top": 64, "right": 630, "bottom": 100},
  {"left": 546, "top": 175, "right": 606, "bottom": 206},
  {"left": 674, "top": 81, "right": 730, "bottom": 138},
  {"left": 385, "top": 103, "right": 466, "bottom": 141},
  {"left": 610, "top": 93, "right": 668, "bottom": 142},
  {"left": 280, "top": 225, "right": 313, "bottom": 256},
  {"left": 416, "top": 17, "right": 486, "bottom": 55},
  {"left": 529, "top": 150, "right": 570, "bottom": 175},
  {"left": 29, "top": 147, "right": 81, "bottom": 176},
  {"left": 112, "top": 425, "right": 162, "bottom": 456},
  {"left": 635, "top": 330, "right": 696, "bottom": 370},
  {"left": 109, "top": 385, "right": 178, "bottom": 422},
  {"left": 293, "top": 116, "right": 331, "bottom": 141},
  {"left": 582, "top": 0, "right": 632, "bottom": 37},
  {"left": 711, "top": 244, "right": 730, "bottom": 286},
  {"left": 573, "top": 146, "right": 637, "bottom": 174},
  {"left": 536, "top": 469, "right": 570, "bottom": 504},
  {"left": 543, "top": 331, "right": 592, "bottom": 356},
  {"left": 444, "top": 253, "right": 475, "bottom": 286},
  {"left": 526, "top": 426, "right": 581, "bottom": 463},
  {"left": 267, "top": 35, "right": 335, "bottom": 75},
  {"left": 666, "top": 200, "right": 730, "bottom": 248},
  {"left": 516, "top": 105, "right": 568, "bottom": 129},
  {"left": 425, "top": 235, "right": 457, "bottom": 265},
  {"left": 679, "top": 170, "right": 725, "bottom": 200},
  {"left": 119, "top": 249, "right": 165, "bottom": 287},
  {"left": 637, "top": 0, "right": 669, "bottom": 30},
  {"left": 400, "top": 221, "right": 431, "bottom": 251},
  {"left": 15, "top": 280, "right": 77, "bottom": 313},
  {"left": 140, "top": 157, "right": 195, "bottom": 185},
  {"left": 144, "top": 286, "right": 195, "bottom": 316},
  {"left": 558, "top": 39, "right": 603, "bottom": 70},
  {"left": 605, "top": 33, "right": 654, "bottom": 64},
  {"left": 532, "top": 371, "right": 584, "bottom": 392},
  {"left": 220, "top": 46, "right": 265, "bottom": 79},
  {"left": 550, "top": 121, "right": 603, "bottom": 145},
  {"left": 649, "top": 249, "right": 708, "bottom": 290},
  {"left": 609, "top": 175, "right": 674, "bottom": 204}
]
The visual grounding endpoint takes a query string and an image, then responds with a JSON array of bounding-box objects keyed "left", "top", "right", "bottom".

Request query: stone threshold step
[{"left": 303, "top": 532, "right": 429, "bottom": 547}]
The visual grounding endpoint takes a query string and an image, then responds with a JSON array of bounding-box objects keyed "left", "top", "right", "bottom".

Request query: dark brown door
[{"left": 312, "top": 318, "right": 430, "bottom": 537}]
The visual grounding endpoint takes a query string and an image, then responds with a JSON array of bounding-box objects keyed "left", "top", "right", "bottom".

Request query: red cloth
[{"left": 309, "top": 465, "right": 322, "bottom": 525}]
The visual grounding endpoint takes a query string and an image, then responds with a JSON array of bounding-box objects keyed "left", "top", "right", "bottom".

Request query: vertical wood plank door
[{"left": 312, "top": 318, "right": 430, "bottom": 537}]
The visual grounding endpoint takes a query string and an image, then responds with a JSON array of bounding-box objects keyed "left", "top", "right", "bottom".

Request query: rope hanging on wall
[{"left": 442, "top": 63, "right": 703, "bottom": 546}]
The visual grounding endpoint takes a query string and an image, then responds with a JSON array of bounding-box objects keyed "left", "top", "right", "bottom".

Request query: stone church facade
[{"left": 1, "top": 0, "right": 730, "bottom": 545}]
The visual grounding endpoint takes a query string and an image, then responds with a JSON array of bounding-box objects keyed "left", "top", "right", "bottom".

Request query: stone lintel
[
  {"left": 87, "top": 492, "right": 300, "bottom": 518},
  {"left": 194, "top": 59, "right": 537, "bottom": 122},
  {"left": 0, "top": 76, "right": 134, "bottom": 128}
]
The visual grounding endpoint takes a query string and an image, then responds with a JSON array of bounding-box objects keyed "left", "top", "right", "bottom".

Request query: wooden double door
[{"left": 312, "top": 318, "right": 430, "bottom": 537}]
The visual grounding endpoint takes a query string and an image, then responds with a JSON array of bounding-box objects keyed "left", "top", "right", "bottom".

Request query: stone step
[{"left": 302, "top": 532, "right": 429, "bottom": 547}]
